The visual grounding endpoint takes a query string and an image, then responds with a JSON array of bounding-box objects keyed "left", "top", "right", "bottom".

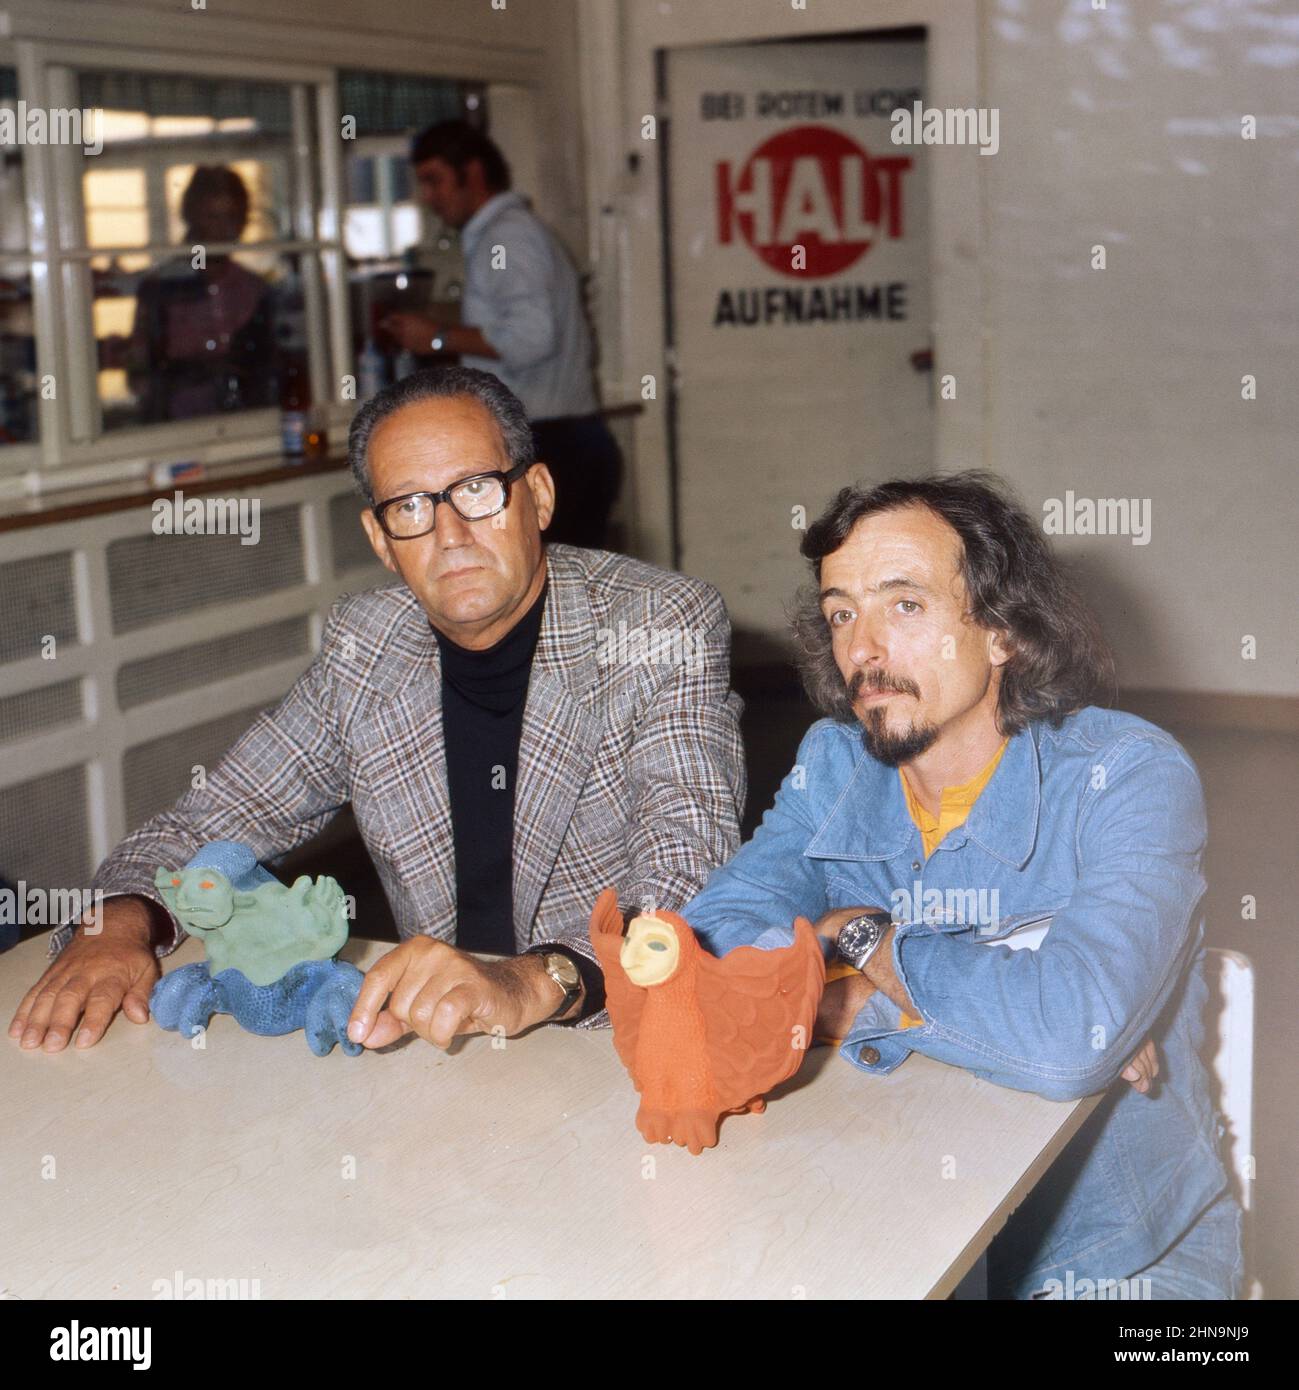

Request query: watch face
[
  {"left": 547, "top": 953, "right": 580, "bottom": 988},
  {"left": 839, "top": 915, "right": 886, "bottom": 966},
  {"left": 839, "top": 919, "right": 871, "bottom": 957}
]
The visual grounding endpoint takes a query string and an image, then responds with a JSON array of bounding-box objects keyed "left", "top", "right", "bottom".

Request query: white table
[{"left": 2, "top": 936, "right": 1098, "bottom": 1299}]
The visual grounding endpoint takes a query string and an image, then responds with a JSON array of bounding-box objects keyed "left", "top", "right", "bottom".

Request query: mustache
[{"left": 847, "top": 668, "right": 921, "bottom": 702}]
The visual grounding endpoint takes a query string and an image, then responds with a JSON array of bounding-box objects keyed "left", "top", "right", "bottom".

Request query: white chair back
[
  {"left": 990, "top": 926, "right": 1258, "bottom": 1296},
  {"left": 1203, "top": 948, "right": 1259, "bottom": 1297}
]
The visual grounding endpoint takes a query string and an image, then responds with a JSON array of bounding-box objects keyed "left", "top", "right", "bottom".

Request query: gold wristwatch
[{"left": 538, "top": 951, "right": 582, "bottom": 1021}]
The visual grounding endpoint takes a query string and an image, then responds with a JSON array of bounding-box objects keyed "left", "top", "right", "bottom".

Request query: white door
[{"left": 665, "top": 38, "right": 932, "bottom": 643}]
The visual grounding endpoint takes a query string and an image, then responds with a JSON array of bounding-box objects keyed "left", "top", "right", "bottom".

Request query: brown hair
[
  {"left": 180, "top": 165, "right": 250, "bottom": 234},
  {"left": 791, "top": 471, "right": 1116, "bottom": 734},
  {"left": 410, "top": 120, "right": 510, "bottom": 191}
]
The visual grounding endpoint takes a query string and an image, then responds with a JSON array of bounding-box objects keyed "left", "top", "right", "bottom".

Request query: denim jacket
[{"left": 683, "top": 707, "right": 1231, "bottom": 1294}]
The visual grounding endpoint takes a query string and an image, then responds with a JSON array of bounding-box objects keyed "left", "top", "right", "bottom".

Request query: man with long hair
[{"left": 684, "top": 471, "right": 1240, "bottom": 1299}]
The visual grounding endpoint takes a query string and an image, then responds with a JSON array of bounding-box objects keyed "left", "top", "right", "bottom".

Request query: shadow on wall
[{"left": 1063, "top": 552, "right": 1166, "bottom": 697}]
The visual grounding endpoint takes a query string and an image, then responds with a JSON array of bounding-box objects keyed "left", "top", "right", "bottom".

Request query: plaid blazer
[{"left": 49, "top": 545, "right": 747, "bottom": 1028}]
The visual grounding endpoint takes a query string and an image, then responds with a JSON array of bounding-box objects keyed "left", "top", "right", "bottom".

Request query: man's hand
[
  {"left": 378, "top": 311, "right": 499, "bottom": 361},
  {"left": 7, "top": 897, "right": 164, "bottom": 1052},
  {"left": 347, "top": 937, "right": 576, "bottom": 1050},
  {"left": 1121, "top": 1037, "right": 1159, "bottom": 1095},
  {"left": 815, "top": 972, "right": 877, "bottom": 1043},
  {"left": 379, "top": 311, "right": 442, "bottom": 355}
]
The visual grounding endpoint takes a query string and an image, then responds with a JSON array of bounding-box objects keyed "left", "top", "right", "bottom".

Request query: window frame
[
  {"left": 3, "top": 39, "right": 351, "bottom": 484},
  {"left": 0, "top": 39, "right": 45, "bottom": 474},
  {"left": 342, "top": 133, "right": 427, "bottom": 263}
]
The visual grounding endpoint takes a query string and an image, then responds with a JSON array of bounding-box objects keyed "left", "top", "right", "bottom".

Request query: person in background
[
  {"left": 124, "top": 165, "right": 276, "bottom": 423},
  {"left": 382, "top": 120, "right": 623, "bottom": 550}
]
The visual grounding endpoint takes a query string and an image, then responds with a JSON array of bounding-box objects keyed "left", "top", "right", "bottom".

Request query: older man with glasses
[{"left": 12, "top": 366, "right": 745, "bottom": 1055}]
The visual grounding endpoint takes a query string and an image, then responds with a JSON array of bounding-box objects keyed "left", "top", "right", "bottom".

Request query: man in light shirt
[{"left": 383, "top": 120, "right": 623, "bottom": 549}]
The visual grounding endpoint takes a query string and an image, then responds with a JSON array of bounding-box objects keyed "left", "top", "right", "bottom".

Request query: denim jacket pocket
[{"left": 826, "top": 872, "right": 885, "bottom": 913}]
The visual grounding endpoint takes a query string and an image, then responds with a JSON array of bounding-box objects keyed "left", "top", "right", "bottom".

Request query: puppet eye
[
  {"left": 199, "top": 880, "right": 214, "bottom": 889},
  {"left": 170, "top": 877, "right": 181, "bottom": 886},
  {"left": 647, "top": 941, "right": 668, "bottom": 952}
]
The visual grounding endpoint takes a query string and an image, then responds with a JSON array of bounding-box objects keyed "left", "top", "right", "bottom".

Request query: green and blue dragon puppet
[{"left": 149, "top": 841, "right": 364, "bottom": 1056}]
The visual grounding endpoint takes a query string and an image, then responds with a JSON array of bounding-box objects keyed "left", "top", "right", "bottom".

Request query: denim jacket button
[
  {"left": 861, "top": 1045, "right": 881, "bottom": 1065},
  {"left": 911, "top": 860, "right": 922, "bottom": 872}
]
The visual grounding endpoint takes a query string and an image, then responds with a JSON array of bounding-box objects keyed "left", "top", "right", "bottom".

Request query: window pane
[
  {"left": 84, "top": 167, "right": 148, "bottom": 250},
  {"left": 337, "top": 71, "right": 483, "bottom": 394},
  {"left": 91, "top": 249, "right": 317, "bottom": 431},
  {"left": 163, "top": 158, "right": 282, "bottom": 249},
  {"left": 337, "top": 70, "right": 468, "bottom": 140},
  {"left": 1, "top": 66, "right": 36, "bottom": 446},
  {"left": 75, "top": 70, "right": 307, "bottom": 434},
  {"left": 338, "top": 63, "right": 468, "bottom": 264},
  {"left": 74, "top": 70, "right": 298, "bottom": 251}
]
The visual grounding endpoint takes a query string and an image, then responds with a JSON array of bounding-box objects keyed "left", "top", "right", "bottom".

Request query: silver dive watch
[{"left": 835, "top": 909, "right": 895, "bottom": 973}]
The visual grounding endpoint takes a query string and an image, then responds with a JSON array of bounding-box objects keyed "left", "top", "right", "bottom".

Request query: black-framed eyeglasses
[{"left": 372, "top": 461, "right": 530, "bottom": 540}]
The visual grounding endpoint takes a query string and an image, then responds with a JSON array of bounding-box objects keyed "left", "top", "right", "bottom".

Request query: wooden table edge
[{"left": 925, "top": 1091, "right": 1103, "bottom": 1299}]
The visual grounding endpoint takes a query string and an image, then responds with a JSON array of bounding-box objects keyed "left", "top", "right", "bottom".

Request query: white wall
[
  {"left": 597, "top": 0, "right": 1295, "bottom": 697},
  {"left": 981, "top": 0, "right": 1296, "bottom": 697}
]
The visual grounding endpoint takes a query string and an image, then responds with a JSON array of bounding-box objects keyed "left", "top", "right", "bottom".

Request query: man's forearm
[
  {"left": 488, "top": 952, "right": 584, "bottom": 1028},
  {"left": 815, "top": 909, "right": 917, "bottom": 1013},
  {"left": 97, "top": 895, "right": 172, "bottom": 947},
  {"left": 522, "top": 940, "right": 605, "bottom": 1024},
  {"left": 45, "top": 815, "right": 204, "bottom": 960},
  {"left": 52, "top": 635, "right": 349, "bottom": 962},
  {"left": 51, "top": 891, "right": 177, "bottom": 959},
  {"left": 434, "top": 323, "right": 499, "bottom": 360},
  {"left": 861, "top": 927, "right": 916, "bottom": 1013}
]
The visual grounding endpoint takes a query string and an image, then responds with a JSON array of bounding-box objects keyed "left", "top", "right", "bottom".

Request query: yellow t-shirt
[
  {"left": 893, "top": 738, "right": 1009, "bottom": 1026},
  {"left": 900, "top": 738, "right": 1010, "bottom": 860},
  {"left": 822, "top": 738, "right": 1010, "bottom": 1040}
]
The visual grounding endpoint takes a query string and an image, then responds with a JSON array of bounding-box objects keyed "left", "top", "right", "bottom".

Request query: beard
[
  {"left": 848, "top": 667, "right": 939, "bottom": 767},
  {"left": 858, "top": 706, "right": 941, "bottom": 767}
]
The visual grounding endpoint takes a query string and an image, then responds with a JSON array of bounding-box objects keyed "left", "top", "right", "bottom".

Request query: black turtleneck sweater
[{"left": 434, "top": 580, "right": 548, "bottom": 955}]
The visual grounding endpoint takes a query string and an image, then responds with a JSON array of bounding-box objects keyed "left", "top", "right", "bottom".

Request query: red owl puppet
[{"left": 588, "top": 888, "right": 826, "bottom": 1155}]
